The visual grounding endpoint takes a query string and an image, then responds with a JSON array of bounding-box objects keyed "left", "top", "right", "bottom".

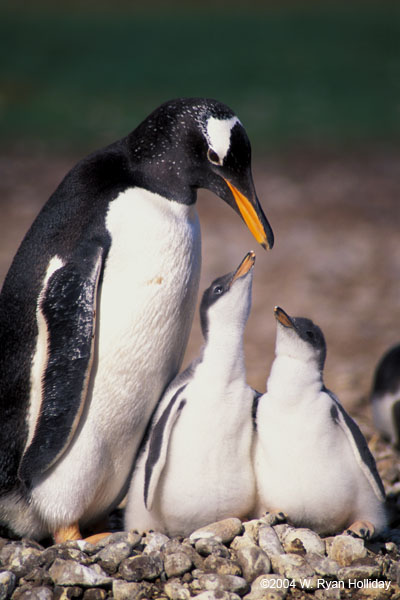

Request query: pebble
[
  {"left": 112, "top": 579, "right": 154, "bottom": 600},
  {"left": 257, "top": 525, "right": 284, "bottom": 558},
  {"left": 48, "top": 559, "right": 112, "bottom": 587},
  {"left": 203, "top": 554, "right": 242, "bottom": 576},
  {"left": 194, "top": 592, "right": 241, "bottom": 600},
  {"left": 15, "top": 587, "right": 54, "bottom": 600},
  {"left": 163, "top": 539, "right": 204, "bottom": 570},
  {"left": 164, "top": 580, "right": 191, "bottom": 600},
  {"left": 328, "top": 534, "right": 367, "bottom": 566},
  {"left": 198, "top": 573, "right": 249, "bottom": 595},
  {"left": 82, "top": 589, "right": 107, "bottom": 600},
  {"left": 388, "top": 560, "right": 400, "bottom": 584},
  {"left": 314, "top": 589, "right": 341, "bottom": 600},
  {"left": 163, "top": 539, "right": 185, "bottom": 554},
  {"left": 42, "top": 545, "right": 90, "bottom": 566},
  {"left": 355, "top": 588, "right": 394, "bottom": 600},
  {"left": 281, "top": 528, "right": 325, "bottom": 556},
  {"left": 244, "top": 574, "right": 288, "bottom": 600},
  {"left": 0, "top": 570, "right": 16, "bottom": 599},
  {"left": 164, "top": 551, "right": 193, "bottom": 578},
  {"left": 337, "top": 562, "right": 382, "bottom": 581},
  {"left": 0, "top": 502, "right": 397, "bottom": 599},
  {"left": 190, "top": 518, "right": 243, "bottom": 545},
  {"left": 195, "top": 537, "right": 230, "bottom": 558},
  {"left": 272, "top": 524, "right": 296, "bottom": 544},
  {"left": 272, "top": 553, "right": 315, "bottom": 580},
  {"left": 235, "top": 543, "right": 271, "bottom": 582},
  {"left": 305, "top": 552, "right": 340, "bottom": 577},
  {"left": 94, "top": 541, "right": 133, "bottom": 573},
  {"left": 142, "top": 531, "right": 170, "bottom": 553},
  {"left": 242, "top": 520, "right": 265, "bottom": 542},
  {"left": 93, "top": 531, "right": 142, "bottom": 549},
  {"left": 180, "top": 543, "right": 205, "bottom": 569},
  {"left": 385, "top": 541, "right": 397, "bottom": 553},
  {"left": 118, "top": 551, "right": 163, "bottom": 581},
  {"left": 0, "top": 543, "right": 43, "bottom": 578},
  {"left": 53, "top": 585, "right": 82, "bottom": 599}
]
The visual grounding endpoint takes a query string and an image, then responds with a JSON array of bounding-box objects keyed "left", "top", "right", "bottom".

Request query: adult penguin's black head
[{"left": 127, "top": 98, "right": 274, "bottom": 250}]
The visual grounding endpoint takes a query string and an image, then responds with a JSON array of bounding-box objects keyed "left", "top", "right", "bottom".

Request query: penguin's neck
[
  {"left": 199, "top": 322, "right": 246, "bottom": 385},
  {"left": 267, "top": 354, "right": 323, "bottom": 406}
]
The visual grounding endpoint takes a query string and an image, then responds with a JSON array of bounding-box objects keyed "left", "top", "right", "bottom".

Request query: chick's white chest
[
  {"left": 256, "top": 389, "right": 360, "bottom": 526},
  {"left": 158, "top": 379, "right": 255, "bottom": 534}
]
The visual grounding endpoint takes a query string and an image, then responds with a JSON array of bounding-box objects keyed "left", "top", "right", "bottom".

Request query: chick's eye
[
  {"left": 207, "top": 149, "right": 220, "bottom": 165},
  {"left": 306, "top": 330, "right": 314, "bottom": 340},
  {"left": 213, "top": 285, "right": 223, "bottom": 295}
]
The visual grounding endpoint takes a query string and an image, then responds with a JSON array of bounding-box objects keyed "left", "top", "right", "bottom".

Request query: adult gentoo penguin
[
  {"left": 125, "top": 251, "right": 257, "bottom": 537},
  {"left": 252, "top": 306, "right": 386, "bottom": 539},
  {"left": 370, "top": 344, "right": 400, "bottom": 447},
  {"left": 0, "top": 98, "right": 273, "bottom": 542}
]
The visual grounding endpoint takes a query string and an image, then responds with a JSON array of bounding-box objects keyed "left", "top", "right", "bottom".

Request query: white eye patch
[{"left": 205, "top": 116, "right": 240, "bottom": 163}]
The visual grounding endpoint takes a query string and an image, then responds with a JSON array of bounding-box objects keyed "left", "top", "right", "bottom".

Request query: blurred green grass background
[{"left": 1, "top": 1, "right": 399, "bottom": 153}]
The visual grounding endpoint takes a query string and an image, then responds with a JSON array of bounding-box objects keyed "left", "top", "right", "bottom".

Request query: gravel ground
[
  {"left": 1, "top": 513, "right": 400, "bottom": 599},
  {"left": 0, "top": 149, "right": 400, "bottom": 598}
]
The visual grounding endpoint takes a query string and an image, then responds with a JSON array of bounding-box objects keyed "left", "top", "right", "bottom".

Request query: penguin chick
[
  {"left": 371, "top": 344, "right": 400, "bottom": 448},
  {"left": 253, "top": 306, "right": 386, "bottom": 539},
  {"left": 125, "top": 251, "right": 257, "bottom": 537},
  {"left": 0, "top": 98, "right": 273, "bottom": 542}
]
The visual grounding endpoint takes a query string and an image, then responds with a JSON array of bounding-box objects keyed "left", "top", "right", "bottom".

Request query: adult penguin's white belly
[{"left": 30, "top": 188, "right": 201, "bottom": 527}]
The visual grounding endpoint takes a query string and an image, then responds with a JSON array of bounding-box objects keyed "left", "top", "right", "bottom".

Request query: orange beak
[
  {"left": 224, "top": 179, "right": 273, "bottom": 250},
  {"left": 231, "top": 251, "right": 256, "bottom": 284}
]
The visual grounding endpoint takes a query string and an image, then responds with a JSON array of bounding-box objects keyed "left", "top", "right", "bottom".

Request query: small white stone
[
  {"left": 190, "top": 518, "right": 243, "bottom": 545},
  {"left": 143, "top": 531, "right": 170, "bottom": 553},
  {"left": 245, "top": 574, "right": 288, "bottom": 600},
  {"left": 49, "top": 558, "right": 112, "bottom": 587},
  {"left": 281, "top": 528, "right": 325, "bottom": 556},
  {"left": 164, "top": 551, "right": 193, "bottom": 578},
  {"left": 235, "top": 543, "right": 271, "bottom": 582},
  {"left": 242, "top": 519, "right": 265, "bottom": 542},
  {"left": 164, "top": 580, "right": 191, "bottom": 600},
  {"left": 328, "top": 535, "right": 367, "bottom": 567},
  {"left": 272, "top": 553, "right": 315, "bottom": 580},
  {"left": 257, "top": 525, "right": 285, "bottom": 557}
]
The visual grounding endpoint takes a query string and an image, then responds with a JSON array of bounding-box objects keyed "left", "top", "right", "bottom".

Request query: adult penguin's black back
[
  {"left": 0, "top": 139, "right": 131, "bottom": 489},
  {"left": 0, "top": 98, "right": 273, "bottom": 542}
]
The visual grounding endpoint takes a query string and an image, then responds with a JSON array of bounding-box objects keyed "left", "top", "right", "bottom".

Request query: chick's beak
[
  {"left": 274, "top": 306, "right": 294, "bottom": 329},
  {"left": 231, "top": 251, "right": 256, "bottom": 285},
  {"left": 224, "top": 179, "right": 274, "bottom": 250}
]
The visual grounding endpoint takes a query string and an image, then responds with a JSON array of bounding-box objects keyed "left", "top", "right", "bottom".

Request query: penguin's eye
[
  {"left": 207, "top": 149, "right": 221, "bottom": 165},
  {"left": 213, "top": 285, "right": 223, "bottom": 295},
  {"left": 306, "top": 330, "right": 315, "bottom": 341}
]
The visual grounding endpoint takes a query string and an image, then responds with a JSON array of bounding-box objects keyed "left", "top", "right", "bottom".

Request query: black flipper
[
  {"left": 327, "top": 387, "right": 385, "bottom": 502},
  {"left": 144, "top": 385, "right": 187, "bottom": 510},
  {"left": 140, "top": 352, "right": 203, "bottom": 510},
  {"left": 18, "top": 243, "right": 104, "bottom": 485},
  {"left": 251, "top": 389, "right": 262, "bottom": 431}
]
